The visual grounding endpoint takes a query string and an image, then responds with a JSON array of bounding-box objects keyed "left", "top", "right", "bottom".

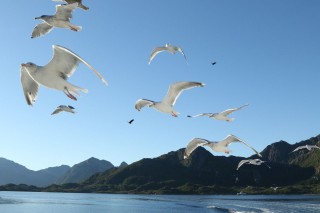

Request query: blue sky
[{"left": 0, "top": 1, "right": 319, "bottom": 170}]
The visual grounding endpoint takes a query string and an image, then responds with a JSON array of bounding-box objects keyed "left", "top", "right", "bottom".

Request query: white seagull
[
  {"left": 51, "top": 105, "right": 76, "bottom": 115},
  {"left": 187, "top": 104, "right": 249, "bottom": 122},
  {"left": 31, "top": 3, "right": 81, "bottom": 39},
  {"left": 52, "top": 0, "right": 89, "bottom": 10},
  {"left": 184, "top": 134, "right": 261, "bottom": 159},
  {"left": 148, "top": 44, "right": 188, "bottom": 64},
  {"left": 135, "top": 81, "right": 204, "bottom": 117},
  {"left": 237, "top": 159, "right": 270, "bottom": 170},
  {"left": 20, "top": 45, "right": 107, "bottom": 105},
  {"left": 291, "top": 145, "right": 320, "bottom": 153}
]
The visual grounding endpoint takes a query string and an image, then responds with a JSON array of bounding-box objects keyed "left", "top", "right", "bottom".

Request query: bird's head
[{"left": 21, "top": 62, "right": 38, "bottom": 74}]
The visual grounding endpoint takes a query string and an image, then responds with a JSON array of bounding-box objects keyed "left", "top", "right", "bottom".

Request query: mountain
[
  {"left": 119, "top": 161, "right": 128, "bottom": 168},
  {"left": 261, "top": 135, "right": 320, "bottom": 173},
  {"left": 1, "top": 134, "right": 320, "bottom": 194},
  {"left": 0, "top": 157, "right": 114, "bottom": 187},
  {"left": 61, "top": 142, "right": 316, "bottom": 194},
  {"left": 0, "top": 158, "right": 70, "bottom": 187},
  {"left": 56, "top": 157, "right": 114, "bottom": 184}
]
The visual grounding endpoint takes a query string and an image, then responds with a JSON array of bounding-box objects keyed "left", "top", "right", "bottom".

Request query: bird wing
[
  {"left": 184, "top": 138, "right": 210, "bottom": 159},
  {"left": 148, "top": 46, "right": 167, "bottom": 64},
  {"left": 45, "top": 45, "right": 108, "bottom": 85},
  {"left": 31, "top": 23, "right": 54, "bottom": 39},
  {"left": 135, "top": 99, "right": 154, "bottom": 111},
  {"left": 237, "top": 159, "right": 250, "bottom": 170},
  {"left": 310, "top": 145, "right": 320, "bottom": 150},
  {"left": 68, "top": 105, "right": 75, "bottom": 109},
  {"left": 218, "top": 134, "right": 262, "bottom": 157},
  {"left": 51, "top": 108, "right": 63, "bottom": 115},
  {"left": 162, "top": 81, "right": 204, "bottom": 106},
  {"left": 20, "top": 67, "right": 39, "bottom": 106},
  {"left": 187, "top": 113, "right": 213, "bottom": 118},
  {"left": 220, "top": 104, "right": 249, "bottom": 116},
  {"left": 291, "top": 146, "right": 306, "bottom": 153},
  {"left": 55, "top": 3, "right": 78, "bottom": 21},
  {"left": 177, "top": 46, "right": 188, "bottom": 63}
]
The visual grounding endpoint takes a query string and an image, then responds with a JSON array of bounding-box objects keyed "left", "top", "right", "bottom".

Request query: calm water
[{"left": 0, "top": 191, "right": 319, "bottom": 213}]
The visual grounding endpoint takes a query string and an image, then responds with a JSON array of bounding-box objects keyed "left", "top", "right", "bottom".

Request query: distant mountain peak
[{"left": 56, "top": 157, "right": 114, "bottom": 184}]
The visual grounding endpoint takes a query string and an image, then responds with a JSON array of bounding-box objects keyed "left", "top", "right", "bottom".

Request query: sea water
[{"left": 0, "top": 191, "right": 319, "bottom": 213}]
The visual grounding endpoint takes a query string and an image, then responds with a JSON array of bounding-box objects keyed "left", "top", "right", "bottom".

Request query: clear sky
[{"left": 0, "top": 1, "right": 319, "bottom": 171}]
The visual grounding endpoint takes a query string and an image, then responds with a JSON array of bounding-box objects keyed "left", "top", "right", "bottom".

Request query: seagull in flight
[
  {"left": 187, "top": 104, "right": 249, "bottom": 122},
  {"left": 148, "top": 44, "right": 188, "bottom": 64},
  {"left": 135, "top": 81, "right": 204, "bottom": 117},
  {"left": 20, "top": 45, "right": 107, "bottom": 105},
  {"left": 128, "top": 119, "right": 134, "bottom": 124},
  {"left": 212, "top": 62, "right": 217, "bottom": 66},
  {"left": 291, "top": 145, "right": 320, "bottom": 153},
  {"left": 52, "top": 0, "right": 89, "bottom": 10},
  {"left": 31, "top": 3, "right": 81, "bottom": 38},
  {"left": 237, "top": 159, "right": 270, "bottom": 170},
  {"left": 51, "top": 105, "right": 76, "bottom": 115},
  {"left": 184, "top": 134, "right": 261, "bottom": 159}
]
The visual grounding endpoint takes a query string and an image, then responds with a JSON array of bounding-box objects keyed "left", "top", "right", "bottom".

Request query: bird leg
[
  {"left": 171, "top": 112, "right": 178, "bottom": 117},
  {"left": 64, "top": 87, "right": 77, "bottom": 101},
  {"left": 69, "top": 26, "right": 79, "bottom": 32}
]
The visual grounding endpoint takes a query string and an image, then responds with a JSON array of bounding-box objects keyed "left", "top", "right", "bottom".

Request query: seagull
[
  {"left": 187, "top": 104, "right": 249, "bottom": 122},
  {"left": 31, "top": 3, "right": 81, "bottom": 39},
  {"left": 237, "top": 159, "right": 270, "bottom": 170},
  {"left": 212, "top": 62, "right": 217, "bottom": 66},
  {"left": 148, "top": 44, "right": 188, "bottom": 64},
  {"left": 184, "top": 134, "right": 261, "bottom": 159},
  {"left": 52, "top": 0, "right": 89, "bottom": 10},
  {"left": 51, "top": 105, "right": 76, "bottom": 115},
  {"left": 20, "top": 45, "right": 107, "bottom": 105},
  {"left": 290, "top": 145, "right": 320, "bottom": 153},
  {"left": 128, "top": 119, "right": 134, "bottom": 124},
  {"left": 135, "top": 82, "right": 204, "bottom": 117}
]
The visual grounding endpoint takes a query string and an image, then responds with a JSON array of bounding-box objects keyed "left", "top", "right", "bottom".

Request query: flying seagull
[
  {"left": 291, "top": 145, "right": 320, "bottom": 153},
  {"left": 187, "top": 104, "right": 249, "bottom": 122},
  {"left": 51, "top": 105, "right": 76, "bottom": 115},
  {"left": 237, "top": 159, "right": 270, "bottom": 170},
  {"left": 135, "top": 81, "right": 204, "bottom": 117},
  {"left": 20, "top": 45, "right": 107, "bottom": 105},
  {"left": 148, "top": 44, "right": 188, "bottom": 64},
  {"left": 52, "top": 0, "right": 89, "bottom": 10},
  {"left": 31, "top": 3, "right": 81, "bottom": 39},
  {"left": 184, "top": 134, "right": 261, "bottom": 159},
  {"left": 212, "top": 62, "right": 217, "bottom": 66},
  {"left": 128, "top": 119, "right": 134, "bottom": 124}
]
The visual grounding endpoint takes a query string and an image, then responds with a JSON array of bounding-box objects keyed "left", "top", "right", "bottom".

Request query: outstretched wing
[
  {"left": 237, "top": 159, "right": 250, "bottom": 170},
  {"left": 162, "top": 81, "right": 205, "bottom": 106},
  {"left": 51, "top": 108, "right": 63, "bottom": 115},
  {"left": 184, "top": 138, "right": 210, "bottom": 159},
  {"left": 220, "top": 104, "right": 249, "bottom": 116},
  {"left": 45, "top": 45, "right": 108, "bottom": 85},
  {"left": 291, "top": 146, "right": 306, "bottom": 153},
  {"left": 55, "top": 3, "right": 78, "bottom": 21},
  {"left": 20, "top": 67, "right": 39, "bottom": 106},
  {"left": 135, "top": 99, "right": 154, "bottom": 111},
  {"left": 218, "top": 134, "right": 261, "bottom": 157},
  {"left": 31, "top": 23, "right": 54, "bottom": 39},
  {"left": 148, "top": 46, "right": 167, "bottom": 64},
  {"left": 177, "top": 46, "right": 188, "bottom": 63},
  {"left": 187, "top": 113, "right": 213, "bottom": 118}
]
